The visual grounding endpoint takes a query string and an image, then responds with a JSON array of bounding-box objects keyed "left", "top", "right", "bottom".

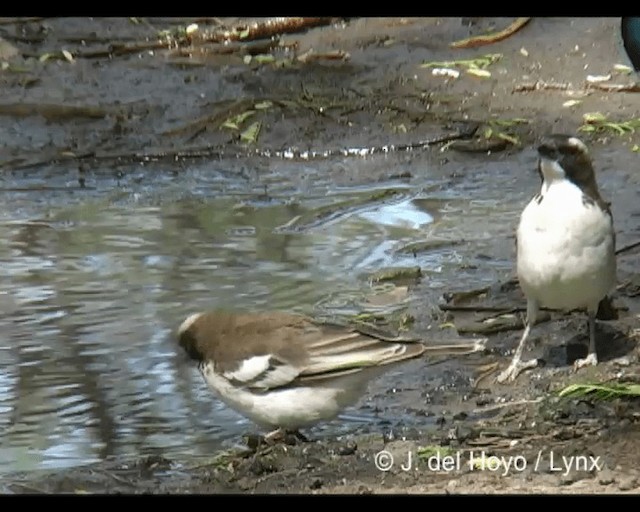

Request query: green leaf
[
  {"left": 240, "top": 121, "right": 261, "bottom": 143},
  {"left": 254, "top": 101, "right": 273, "bottom": 110},
  {"left": 252, "top": 54, "right": 275, "bottom": 64},
  {"left": 221, "top": 110, "right": 256, "bottom": 130},
  {"left": 496, "top": 132, "right": 519, "bottom": 145},
  {"left": 558, "top": 382, "right": 640, "bottom": 400}
]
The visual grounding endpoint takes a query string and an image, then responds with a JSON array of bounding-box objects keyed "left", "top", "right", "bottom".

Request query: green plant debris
[
  {"left": 398, "top": 313, "right": 415, "bottom": 330},
  {"left": 557, "top": 382, "right": 640, "bottom": 400},
  {"left": 254, "top": 100, "right": 273, "bottom": 110},
  {"left": 467, "top": 68, "right": 492, "bottom": 78},
  {"left": 613, "top": 63, "right": 633, "bottom": 74},
  {"left": 482, "top": 117, "right": 529, "bottom": 146},
  {"left": 579, "top": 112, "right": 640, "bottom": 136},
  {"left": 417, "top": 445, "right": 456, "bottom": 460},
  {"left": 395, "top": 239, "right": 460, "bottom": 255},
  {"left": 221, "top": 110, "right": 256, "bottom": 130},
  {"left": 240, "top": 121, "right": 261, "bottom": 143},
  {"left": 349, "top": 312, "right": 388, "bottom": 324},
  {"left": 420, "top": 53, "right": 502, "bottom": 70},
  {"left": 243, "top": 54, "right": 276, "bottom": 65},
  {"left": 158, "top": 25, "right": 192, "bottom": 40}
]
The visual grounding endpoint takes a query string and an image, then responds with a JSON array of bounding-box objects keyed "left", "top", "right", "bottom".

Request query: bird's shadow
[{"left": 542, "top": 321, "right": 636, "bottom": 369}]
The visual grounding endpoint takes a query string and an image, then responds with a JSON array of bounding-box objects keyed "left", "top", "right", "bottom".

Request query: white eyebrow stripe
[{"left": 567, "top": 136, "right": 588, "bottom": 153}]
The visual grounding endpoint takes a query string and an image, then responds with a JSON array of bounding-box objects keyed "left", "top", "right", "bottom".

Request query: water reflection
[{"left": 0, "top": 161, "right": 526, "bottom": 474}]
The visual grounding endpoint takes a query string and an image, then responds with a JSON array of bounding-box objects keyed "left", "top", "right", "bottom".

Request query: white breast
[{"left": 516, "top": 179, "right": 616, "bottom": 312}]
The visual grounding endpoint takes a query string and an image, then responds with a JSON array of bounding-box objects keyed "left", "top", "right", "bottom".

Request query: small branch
[
  {"left": 586, "top": 82, "right": 640, "bottom": 93},
  {"left": 439, "top": 305, "right": 521, "bottom": 313},
  {"left": 514, "top": 80, "right": 640, "bottom": 94},
  {"left": 450, "top": 17, "right": 531, "bottom": 49},
  {"left": 210, "top": 17, "right": 336, "bottom": 43},
  {"left": 616, "top": 240, "right": 640, "bottom": 255},
  {"left": 513, "top": 80, "right": 571, "bottom": 92},
  {"left": 0, "top": 102, "right": 114, "bottom": 120},
  {"left": 472, "top": 397, "right": 544, "bottom": 414}
]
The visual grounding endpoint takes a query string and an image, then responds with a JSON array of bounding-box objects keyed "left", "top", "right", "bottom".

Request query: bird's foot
[
  {"left": 573, "top": 352, "right": 598, "bottom": 372},
  {"left": 496, "top": 358, "right": 539, "bottom": 383},
  {"left": 262, "top": 428, "right": 308, "bottom": 446}
]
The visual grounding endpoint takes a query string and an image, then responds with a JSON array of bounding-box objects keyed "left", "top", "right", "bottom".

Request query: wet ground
[{"left": 0, "top": 17, "right": 639, "bottom": 494}]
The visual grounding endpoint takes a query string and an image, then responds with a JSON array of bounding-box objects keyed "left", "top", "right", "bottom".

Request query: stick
[
  {"left": 450, "top": 17, "right": 531, "bottom": 49},
  {"left": 616, "top": 240, "right": 640, "bottom": 255}
]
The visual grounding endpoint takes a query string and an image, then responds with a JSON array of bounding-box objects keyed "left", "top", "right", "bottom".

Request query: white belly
[
  {"left": 200, "top": 362, "right": 377, "bottom": 430},
  {"left": 516, "top": 180, "right": 616, "bottom": 312}
]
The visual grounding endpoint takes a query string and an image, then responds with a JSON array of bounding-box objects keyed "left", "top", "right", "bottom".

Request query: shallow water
[{"left": 0, "top": 153, "right": 544, "bottom": 473}]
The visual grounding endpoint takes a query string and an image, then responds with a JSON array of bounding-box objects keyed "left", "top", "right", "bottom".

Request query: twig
[
  {"left": 73, "top": 41, "right": 170, "bottom": 59},
  {"left": 212, "top": 17, "right": 336, "bottom": 43},
  {"left": 450, "top": 17, "right": 531, "bottom": 49},
  {"left": 439, "top": 305, "right": 522, "bottom": 313},
  {"left": 513, "top": 80, "right": 571, "bottom": 92},
  {"left": 587, "top": 82, "right": 640, "bottom": 93},
  {"left": 0, "top": 103, "right": 114, "bottom": 120},
  {"left": 514, "top": 81, "right": 640, "bottom": 95},
  {"left": 473, "top": 397, "right": 543, "bottom": 414},
  {"left": 616, "top": 240, "right": 640, "bottom": 255}
]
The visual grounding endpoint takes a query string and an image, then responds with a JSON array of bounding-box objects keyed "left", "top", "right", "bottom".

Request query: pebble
[
  {"left": 597, "top": 468, "right": 616, "bottom": 486},
  {"left": 309, "top": 478, "right": 324, "bottom": 490},
  {"left": 618, "top": 477, "right": 638, "bottom": 491}
]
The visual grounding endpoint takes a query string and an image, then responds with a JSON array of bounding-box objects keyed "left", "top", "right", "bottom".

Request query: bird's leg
[
  {"left": 573, "top": 311, "right": 598, "bottom": 371},
  {"left": 262, "top": 428, "right": 309, "bottom": 445},
  {"left": 291, "top": 430, "right": 309, "bottom": 443},
  {"left": 263, "top": 427, "right": 286, "bottom": 445},
  {"left": 496, "top": 300, "right": 539, "bottom": 383}
]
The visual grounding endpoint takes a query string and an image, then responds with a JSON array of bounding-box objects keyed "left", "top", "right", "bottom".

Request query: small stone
[
  {"left": 598, "top": 468, "right": 616, "bottom": 486},
  {"left": 559, "top": 471, "right": 580, "bottom": 486},
  {"left": 309, "top": 478, "right": 323, "bottom": 490},
  {"left": 618, "top": 477, "right": 638, "bottom": 491},
  {"left": 337, "top": 441, "right": 357, "bottom": 456}
]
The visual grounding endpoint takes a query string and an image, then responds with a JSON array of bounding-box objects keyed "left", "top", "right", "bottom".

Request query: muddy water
[{"left": 0, "top": 152, "right": 542, "bottom": 473}]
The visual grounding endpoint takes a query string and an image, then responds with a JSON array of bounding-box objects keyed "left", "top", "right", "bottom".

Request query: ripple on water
[{"left": 0, "top": 161, "right": 533, "bottom": 474}]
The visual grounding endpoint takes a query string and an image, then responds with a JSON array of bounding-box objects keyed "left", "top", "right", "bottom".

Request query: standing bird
[
  {"left": 177, "top": 310, "right": 427, "bottom": 441},
  {"left": 497, "top": 135, "right": 616, "bottom": 383},
  {"left": 621, "top": 17, "right": 640, "bottom": 71}
]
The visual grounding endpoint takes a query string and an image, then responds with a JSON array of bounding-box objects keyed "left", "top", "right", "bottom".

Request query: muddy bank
[{"left": 1, "top": 17, "right": 639, "bottom": 494}]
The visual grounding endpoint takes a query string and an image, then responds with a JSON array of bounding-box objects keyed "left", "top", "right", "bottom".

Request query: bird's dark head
[
  {"left": 536, "top": 134, "right": 609, "bottom": 211},
  {"left": 537, "top": 134, "right": 595, "bottom": 185},
  {"left": 177, "top": 312, "right": 206, "bottom": 362}
]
